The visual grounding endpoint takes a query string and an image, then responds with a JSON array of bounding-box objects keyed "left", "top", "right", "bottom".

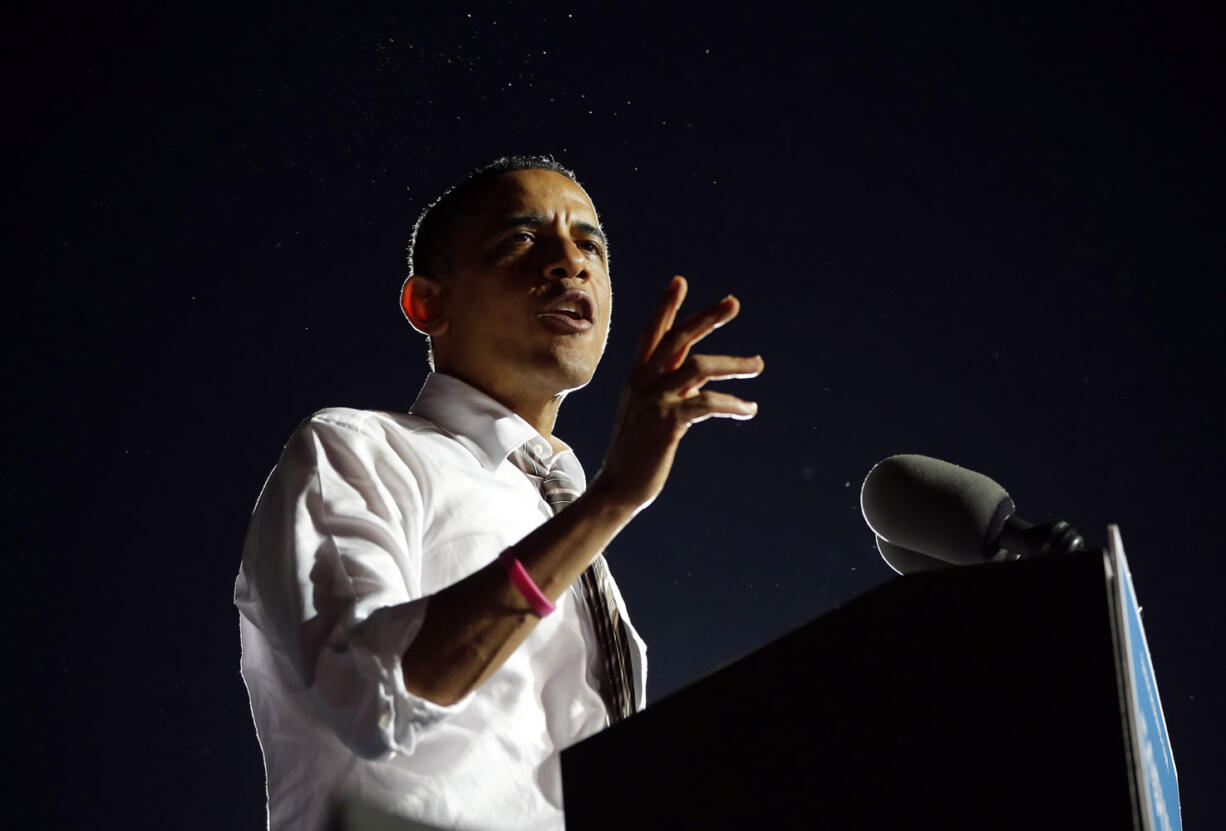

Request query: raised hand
[{"left": 591, "top": 276, "right": 764, "bottom": 513}]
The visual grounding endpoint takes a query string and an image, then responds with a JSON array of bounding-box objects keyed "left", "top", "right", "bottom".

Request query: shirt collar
[{"left": 409, "top": 372, "right": 582, "bottom": 483}]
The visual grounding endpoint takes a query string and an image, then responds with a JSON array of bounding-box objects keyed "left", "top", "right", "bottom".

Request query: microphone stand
[{"left": 997, "top": 516, "right": 1086, "bottom": 558}]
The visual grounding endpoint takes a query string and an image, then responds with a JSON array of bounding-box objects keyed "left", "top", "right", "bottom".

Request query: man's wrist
[{"left": 582, "top": 474, "right": 647, "bottom": 526}]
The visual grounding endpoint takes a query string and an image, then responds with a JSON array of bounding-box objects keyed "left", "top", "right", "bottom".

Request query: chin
[{"left": 539, "top": 348, "right": 599, "bottom": 394}]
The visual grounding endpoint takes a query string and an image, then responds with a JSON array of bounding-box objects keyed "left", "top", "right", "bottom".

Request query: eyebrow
[{"left": 496, "top": 213, "right": 607, "bottom": 246}]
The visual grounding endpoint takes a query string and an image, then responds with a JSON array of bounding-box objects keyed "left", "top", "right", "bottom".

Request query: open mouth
[{"left": 538, "top": 290, "right": 595, "bottom": 331}]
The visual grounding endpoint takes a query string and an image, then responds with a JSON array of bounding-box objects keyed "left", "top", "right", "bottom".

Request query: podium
[{"left": 562, "top": 527, "right": 1180, "bottom": 829}]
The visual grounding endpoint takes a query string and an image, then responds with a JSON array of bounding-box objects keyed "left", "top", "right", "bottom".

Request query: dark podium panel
[{"left": 563, "top": 547, "right": 1169, "bottom": 829}]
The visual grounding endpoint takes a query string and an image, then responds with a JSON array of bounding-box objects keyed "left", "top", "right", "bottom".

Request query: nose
[{"left": 541, "top": 235, "right": 589, "bottom": 282}]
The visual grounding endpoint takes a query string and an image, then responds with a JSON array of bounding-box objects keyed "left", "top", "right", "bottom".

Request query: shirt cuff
[{"left": 310, "top": 597, "right": 476, "bottom": 761}]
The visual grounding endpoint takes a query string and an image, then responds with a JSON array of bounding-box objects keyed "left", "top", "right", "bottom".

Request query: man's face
[{"left": 433, "top": 169, "right": 611, "bottom": 402}]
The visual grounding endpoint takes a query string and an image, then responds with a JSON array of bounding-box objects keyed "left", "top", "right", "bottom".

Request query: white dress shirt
[{"left": 235, "top": 373, "right": 647, "bottom": 831}]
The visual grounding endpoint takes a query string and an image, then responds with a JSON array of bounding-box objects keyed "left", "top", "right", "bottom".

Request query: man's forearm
[{"left": 400, "top": 478, "right": 636, "bottom": 706}]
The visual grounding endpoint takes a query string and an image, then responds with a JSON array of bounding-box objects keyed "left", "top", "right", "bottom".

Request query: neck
[{"left": 509, "top": 391, "right": 567, "bottom": 452}]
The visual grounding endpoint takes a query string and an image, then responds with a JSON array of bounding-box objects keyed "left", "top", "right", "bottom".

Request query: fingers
[
  {"left": 677, "top": 390, "right": 759, "bottom": 425},
  {"left": 633, "top": 276, "right": 688, "bottom": 368},
  {"left": 665, "top": 354, "right": 765, "bottom": 397},
  {"left": 650, "top": 294, "right": 741, "bottom": 373}
]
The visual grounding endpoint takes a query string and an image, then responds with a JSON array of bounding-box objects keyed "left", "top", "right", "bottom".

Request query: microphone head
[
  {"left": 876, "top": 536, "right": 952, "bottom": 575},
  {"left": 861, "top": 454, "right": 1015, "bottom": 566}
]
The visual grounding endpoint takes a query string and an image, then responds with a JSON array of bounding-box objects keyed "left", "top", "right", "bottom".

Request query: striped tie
[{"left": 508, "top": 443, "right": 636, "bottom": 722}]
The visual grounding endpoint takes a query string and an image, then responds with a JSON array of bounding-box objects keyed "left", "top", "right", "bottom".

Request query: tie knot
[
  {"left": 508, "top": 442, "right": 551, "bottom": 478},
  {"left": 508, "top": 443, "right": 581, "bottom": 515}
]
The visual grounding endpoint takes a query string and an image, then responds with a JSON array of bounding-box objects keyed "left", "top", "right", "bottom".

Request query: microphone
[
  {"left": 860, "top": 454, "right": 1085, "bottom": 574},
  {"left": 874, "top": 536, "right": 951, "bottom": 574}
]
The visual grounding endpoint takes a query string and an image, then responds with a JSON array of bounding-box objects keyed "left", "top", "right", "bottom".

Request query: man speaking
[{"left": 235, "top": 156, "right": 764, "bottom": 830}]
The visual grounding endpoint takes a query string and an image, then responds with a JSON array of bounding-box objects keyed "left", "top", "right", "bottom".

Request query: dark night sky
[{"left": 8, "top": 2, "right": 1223, "bottom": 827}]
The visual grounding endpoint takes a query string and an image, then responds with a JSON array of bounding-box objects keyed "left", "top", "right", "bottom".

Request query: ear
[{"left": 400, "top": 275, "right": 449, "bottom": 337}]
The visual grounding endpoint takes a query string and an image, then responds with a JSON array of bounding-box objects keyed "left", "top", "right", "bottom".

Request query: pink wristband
[{"left": 498, "top": 549, "right": 556, "bottom": 617}]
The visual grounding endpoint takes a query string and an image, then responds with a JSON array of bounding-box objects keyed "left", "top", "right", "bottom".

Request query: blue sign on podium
[{"left": 1108, "top": 525, "right": 1181, "bottom": 831}]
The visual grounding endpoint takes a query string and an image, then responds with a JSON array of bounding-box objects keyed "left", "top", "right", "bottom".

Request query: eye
[{"left": 578, "top": 240, "right": 604, "bottom": 256}]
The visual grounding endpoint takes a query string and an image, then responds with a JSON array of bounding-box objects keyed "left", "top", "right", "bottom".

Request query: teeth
[{"left": 542, "top": 297, "right": 589, "bottom": 321}]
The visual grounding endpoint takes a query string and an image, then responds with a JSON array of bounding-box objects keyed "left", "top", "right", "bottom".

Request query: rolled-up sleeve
[{"left": 237, "top": 410, "right": 469, "bottom": 761}]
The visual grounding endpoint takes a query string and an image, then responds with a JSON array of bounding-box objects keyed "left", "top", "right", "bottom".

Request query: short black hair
[{"left": 406, "top": 155, "right": 580, "bottom": 279}]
